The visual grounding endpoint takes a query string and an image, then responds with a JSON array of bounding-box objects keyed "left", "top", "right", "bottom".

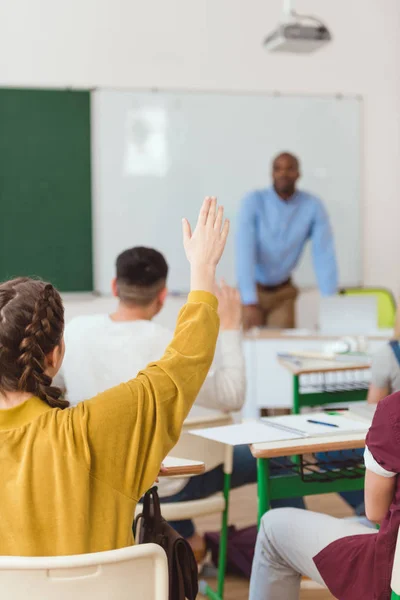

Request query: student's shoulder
[
  {"left": 65, "top": 314, "right": 109, "bottom": 336},
  {"left": 148, "top": 321, "right": 174, "bottom": 341},
  {"left": 375, "top": 342, "right": 396, "bottom": 361},
  {"left": 375, "top": 390, "right": 400, "bottom": 422}
]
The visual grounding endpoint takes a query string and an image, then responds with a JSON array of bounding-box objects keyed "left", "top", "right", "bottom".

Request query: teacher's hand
[{"left": 242, "top": 304, "right": 264, "bottom": 331}]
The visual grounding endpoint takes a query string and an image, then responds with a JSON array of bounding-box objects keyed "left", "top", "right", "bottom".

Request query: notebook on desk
[
  {"left": 263, "top": 412, "right": 369, "bottom": 437},
  {"left": 189, "top": 413, "right": 369, "bottom": 446}
]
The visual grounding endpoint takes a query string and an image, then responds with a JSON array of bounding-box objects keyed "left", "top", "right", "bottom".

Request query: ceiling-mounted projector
[{"left": 264, "top": 0, "right": 331, "bottom": 53}]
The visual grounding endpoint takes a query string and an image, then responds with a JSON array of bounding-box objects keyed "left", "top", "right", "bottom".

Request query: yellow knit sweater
[{"left": 0, "top": 291, "right": 219, "bottom": 556}]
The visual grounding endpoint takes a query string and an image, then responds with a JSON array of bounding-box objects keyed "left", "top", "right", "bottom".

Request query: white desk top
[
  {"left": 244, "top": 328, "right": 391, "bottom": 342},
  {"left": 184, "top": 407, "right": 232, "bottom": 429},
  {"left": 279, "top": 357, "right": 371, "bottom": 375},
  {"left": 251, "top": 409, "right": 370, "bottom": 458}
]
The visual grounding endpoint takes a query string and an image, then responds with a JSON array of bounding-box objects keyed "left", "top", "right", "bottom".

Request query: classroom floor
[{"left": 195, "top": 486, "right": 353, "bottom": 600}]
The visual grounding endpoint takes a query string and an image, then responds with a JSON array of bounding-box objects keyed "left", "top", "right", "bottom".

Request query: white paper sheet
[
  {"left": 264, "top": 412, "right": 369, "bottom": 436},
  {"left": 189, "top": 422, "right": 305, "bottom": 446},
  {"left": 347, "top": 402, "right": 376, "bottom": 423}
]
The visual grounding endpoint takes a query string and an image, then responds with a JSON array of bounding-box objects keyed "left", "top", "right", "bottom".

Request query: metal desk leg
[
  {"left": 257, "top": 458, "right": 271, "bottom": 527},
  {"left": 293, "top": 374, "right": 300, "bottom": 414}
]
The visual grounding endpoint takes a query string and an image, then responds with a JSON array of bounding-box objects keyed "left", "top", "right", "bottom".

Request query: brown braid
[{"left": 0, "top": 278, "right": 69, "bottom": 409}]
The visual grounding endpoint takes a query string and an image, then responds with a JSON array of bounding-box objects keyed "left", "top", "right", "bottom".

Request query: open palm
[{"left": 182, "top": 197, "right": 229, "bottom": 267}]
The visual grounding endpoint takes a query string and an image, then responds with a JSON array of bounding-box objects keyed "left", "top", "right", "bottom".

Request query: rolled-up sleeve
[{"left": 364, "top": 445, "right": 396, "bottom": 477}]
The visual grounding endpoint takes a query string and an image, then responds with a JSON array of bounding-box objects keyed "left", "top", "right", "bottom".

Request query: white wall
[{"left": 1, "top": 0, "right": 400, "bottom": 293}]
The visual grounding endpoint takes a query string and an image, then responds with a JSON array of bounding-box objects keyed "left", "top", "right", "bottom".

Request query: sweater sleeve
[
  {"left": 194, "top": 330, "right": 246, "bottom": 412},
  {"left": 70, "top": 291, "right": 219, "bottom": 501}
]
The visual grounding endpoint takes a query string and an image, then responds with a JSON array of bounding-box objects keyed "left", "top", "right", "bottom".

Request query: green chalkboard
[{"left": 0, "top": 88, "right": 92, "bottom": 291}]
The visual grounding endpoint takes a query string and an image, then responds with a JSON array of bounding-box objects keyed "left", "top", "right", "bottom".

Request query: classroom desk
[
  {"left": 242, "top": 330, "right": 389, "bottom": 416},
  {"left": 159, "top": 456, "right": 205, "bottom": 478},
  {"left": 251, "top": 431, "right": 366, "bottom": 524},
  {"left": 279, "top": 357, "right": 371, "bottom": 413}
]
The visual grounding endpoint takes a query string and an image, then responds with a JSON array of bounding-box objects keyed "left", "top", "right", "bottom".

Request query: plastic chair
[
  {"left": 138, "top": 412, "right": 233, "bottom": 600},
  {"left": 0, "top": 544, "right": 168, "bottom": 600},
  {"left": 391, "top": 528, "right": 400, "bottom": 599},
  {"left": 339, "top": 287, "right": 396, "bottom": 329}
]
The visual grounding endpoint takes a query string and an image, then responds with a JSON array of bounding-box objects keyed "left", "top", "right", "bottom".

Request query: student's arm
[
  {"left": 367, "top": 384, "right": 390, "bottom": 405},
  {"left": 195, "top": 282, "right": 246, "bottom": 412},
  {"left": 367, "top": 344, "right": 393, "bottom": 404},
  {"left": 364, "top": 457, "right": 396, "bottom": 524},
  {"left": 310, "top": 200, "right": 338, "bottom": 296},
  {"left": 69, "top": 197, "right": 229, "bottom": 501},
  {"left": 195, "top": 330, "right": 245, "bottom": 412},
  {"left": 394, "top": 301, "right": 400, "bottom": 338},
  {"left": 364, "top": 393, "right": 400, "bottom": 523}
]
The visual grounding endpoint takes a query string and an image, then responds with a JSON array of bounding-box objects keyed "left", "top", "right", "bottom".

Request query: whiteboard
[{"left": 91, "top": 90, "right": 362, "bottom": 294}]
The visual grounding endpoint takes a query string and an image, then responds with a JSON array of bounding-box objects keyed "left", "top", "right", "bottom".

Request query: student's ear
[
  {"left": 159, "top": 287, "right": 168, "bottom": 306},
  {"left": 45, "top": 339, "right": 65, "bottom": 377},
  {"left": 111, "top": 278, "right": 118, "bottom": 298}
]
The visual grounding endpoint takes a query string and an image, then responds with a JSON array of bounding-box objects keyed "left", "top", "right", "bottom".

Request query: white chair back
[{"left": 0, "top": 544, "right": 168, "bottom": 600}]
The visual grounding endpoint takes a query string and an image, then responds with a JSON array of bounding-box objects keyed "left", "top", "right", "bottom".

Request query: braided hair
[{"left": 0, "top": 278, "right": 68, "bottom": 408}]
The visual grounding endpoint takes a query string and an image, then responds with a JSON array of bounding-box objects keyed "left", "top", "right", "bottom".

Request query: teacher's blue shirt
[{"left": 236, "top": 187, "right": 338, "bottom": 305}]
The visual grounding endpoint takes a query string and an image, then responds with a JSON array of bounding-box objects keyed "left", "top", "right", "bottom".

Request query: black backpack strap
[{"left": 389, "top": 340, "right": 400, "bottom": 366}]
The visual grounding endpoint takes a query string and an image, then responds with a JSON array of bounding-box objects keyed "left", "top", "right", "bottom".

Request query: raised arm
[
  {"left": 310, "top": 200, "right": 338, "bottom": 296},
  {"left": 195, "top": 281, "right": 246, "bottom": 412},
  {"left": 71, "top": 197, "right": 230, "bottom": 500}
]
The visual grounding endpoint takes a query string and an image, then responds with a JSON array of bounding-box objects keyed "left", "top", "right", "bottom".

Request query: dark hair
[
  {"left": 116, "top": 247, "right": 168, "bottom": 306},
  {"left": 0, "top": 277, "right": 68, "bottom": 409}
]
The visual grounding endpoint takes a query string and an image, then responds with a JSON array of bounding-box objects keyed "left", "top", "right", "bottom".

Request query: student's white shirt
[
  {"left": 364, "top": 446, "right": 396, "bottom": 478},
  {"left": 57, "top": 314, "right": 246, "bottom": 496}
]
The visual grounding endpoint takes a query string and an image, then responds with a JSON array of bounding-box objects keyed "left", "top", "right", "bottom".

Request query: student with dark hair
[
  {"left": 59, "top": 245, "right": 246, "bottom": 412},
  {"left": 115, "top": 246, "right": 169, "bottom": 307},
  {"left": 0, "top": 197, "right": 228, "bottom": 556}
]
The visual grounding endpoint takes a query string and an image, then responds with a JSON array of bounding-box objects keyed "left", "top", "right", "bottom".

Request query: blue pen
[{"left": 306, "top": 419, "right": 339, "bottom": 428}]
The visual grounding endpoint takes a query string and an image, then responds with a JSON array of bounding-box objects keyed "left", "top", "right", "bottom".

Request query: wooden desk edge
[
  {"left": 250, "top": 437, "right": 366, "bottom": 459},
  {"left": 278, "top": 358, "right": 371, "bottom": 375},
  {"left": 244, "top": 329, "right": 391, "bottom": 342},
  {"left": 159, "top": 464, "right": 205, "bottom": 477}
]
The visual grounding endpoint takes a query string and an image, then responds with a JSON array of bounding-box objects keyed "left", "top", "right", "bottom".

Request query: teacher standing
[{"left": 236, "top": 152, "right": 338, "bottom": 330}]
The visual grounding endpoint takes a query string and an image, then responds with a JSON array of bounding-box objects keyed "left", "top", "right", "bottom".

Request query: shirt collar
[
  {"left": 0, "top": 396, "right": 52, "bottom": 430},
  {"left": 269, "top": 186, "right": 299, "bottom": 206}
]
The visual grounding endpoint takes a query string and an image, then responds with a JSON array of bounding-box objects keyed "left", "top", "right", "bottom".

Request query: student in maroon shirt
[{"left": 249, "top": 393, "right": 400, "bottom": 600}]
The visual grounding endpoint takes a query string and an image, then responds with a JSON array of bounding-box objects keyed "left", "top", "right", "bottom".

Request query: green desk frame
[
  {"left": 293, "top": 375, "right": 368, "bottom": 415},
  {"left": 261, "top": 364, "right": 369, "bottom": 526},
  {"left": 256, "top": 456, "right": 365, "bottom": 525},
  {"left": 292, "top": 372, "right": 368, "bottom": 414}
]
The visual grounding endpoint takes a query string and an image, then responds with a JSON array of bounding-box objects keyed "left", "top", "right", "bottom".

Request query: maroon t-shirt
[{"left": 314, "top": 393, "right": 400, "bottom": 600}]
